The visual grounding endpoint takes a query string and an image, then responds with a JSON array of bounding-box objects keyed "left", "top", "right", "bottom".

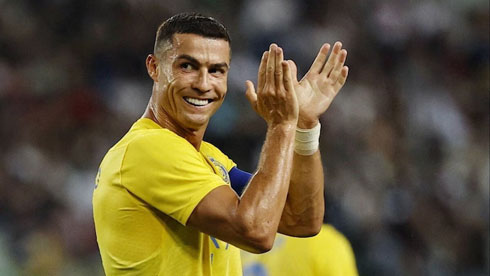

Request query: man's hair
[{"left": 154, "top": 12, "right": 231, "bottom": 56}]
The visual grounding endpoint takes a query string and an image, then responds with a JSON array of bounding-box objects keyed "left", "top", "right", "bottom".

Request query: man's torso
[{"left": 93, "top": 118, "right": 241, "bottom": 275}]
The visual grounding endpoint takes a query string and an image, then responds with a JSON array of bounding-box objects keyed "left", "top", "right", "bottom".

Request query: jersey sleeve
[
  {"left": 202, "top": 142, "right": 236, "bottom": 171},
  {"left": 120, "top": 132, "right": 228, "bottom": 226},
  {"left": 201, "top": 142, "right": 253, "bottom": 194}
]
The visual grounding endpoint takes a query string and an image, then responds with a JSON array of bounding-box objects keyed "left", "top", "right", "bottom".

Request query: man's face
[{"left": 151, "top": 33, "right": 230, "bottom": 131}]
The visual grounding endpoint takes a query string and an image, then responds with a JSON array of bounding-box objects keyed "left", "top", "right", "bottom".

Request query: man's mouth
[{"left": 184, "top": 97, "right": 212, "bottom": 106}]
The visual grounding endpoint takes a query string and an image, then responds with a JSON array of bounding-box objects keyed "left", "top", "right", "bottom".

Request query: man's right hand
[{"left": 245, "top": 44, "right": 299, "bottom": 127}]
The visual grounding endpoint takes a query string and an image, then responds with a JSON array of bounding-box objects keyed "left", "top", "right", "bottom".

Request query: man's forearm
[
  {"left": 236, "top": 123, "right": 296, "bottom": 250},
  {"left": 278, "top": 148, "right": 325, "bottom": 236}
]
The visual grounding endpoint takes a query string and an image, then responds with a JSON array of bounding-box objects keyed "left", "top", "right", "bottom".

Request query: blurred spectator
[{"left": 241, "top": 224, "right": 359, "bottom": 276}]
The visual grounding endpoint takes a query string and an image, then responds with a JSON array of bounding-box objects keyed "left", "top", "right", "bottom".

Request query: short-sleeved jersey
[
  {"left": 93, "top": 118, "right": 242, "bottom": 276},
  {"left": 241, "top": 224, "right": 358, "bottom": 276}
]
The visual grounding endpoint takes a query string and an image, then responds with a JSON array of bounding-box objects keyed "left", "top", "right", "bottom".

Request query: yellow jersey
[
  {"left": 93, "top": 118, "right": 241, "bottom": 276},
  {"left": 241, "top": 224, "right": 358, "bottom": 276}
]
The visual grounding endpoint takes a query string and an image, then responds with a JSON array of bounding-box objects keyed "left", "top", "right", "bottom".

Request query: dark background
[{"left": 0, "top": 0, "right": 488, "bottom": 275}]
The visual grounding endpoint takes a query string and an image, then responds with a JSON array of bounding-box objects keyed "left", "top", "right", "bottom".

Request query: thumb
[{"left": 245, "top": 80, "right": 258, "bottom": 111}]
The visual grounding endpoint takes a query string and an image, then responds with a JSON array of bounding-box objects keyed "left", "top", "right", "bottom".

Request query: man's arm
[
  {"left": 278, "top": 149, "right": 325, "bottom": 236},
  {"left": 278, "top": 42, "right": 349, "bottom": 236},
  {"left": 188, "top": 44, "right": 298, "bottom": 253}
]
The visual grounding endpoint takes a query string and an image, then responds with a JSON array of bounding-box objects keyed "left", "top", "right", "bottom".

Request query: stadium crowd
[{"left": 0, "top": 0, "right": 488, "bottom": 275}]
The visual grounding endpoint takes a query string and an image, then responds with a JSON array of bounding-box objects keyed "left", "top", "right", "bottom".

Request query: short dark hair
[{"left": 154, "top": 12, "right": 231, "bottom": 55}]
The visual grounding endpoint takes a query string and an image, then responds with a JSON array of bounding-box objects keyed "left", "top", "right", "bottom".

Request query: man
[{"left": 93, "top": 12, "right": 348, "bottom": 275}]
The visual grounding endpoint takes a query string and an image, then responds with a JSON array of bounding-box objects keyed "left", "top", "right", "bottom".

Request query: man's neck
[{"left": 142, "top": 103, "right": 205, "bottom": 150}]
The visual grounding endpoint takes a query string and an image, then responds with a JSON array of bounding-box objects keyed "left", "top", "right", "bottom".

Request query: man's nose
[{"left": 191, "top": 69, "right": 212, "bottom": 93}]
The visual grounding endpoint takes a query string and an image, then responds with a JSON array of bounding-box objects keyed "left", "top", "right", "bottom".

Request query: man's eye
[
  {"left": 209, "top": 68, "right": 225, "bottom": 75},
  {"left": 180, "top": 63, "right": 194, "bottom": 71}
]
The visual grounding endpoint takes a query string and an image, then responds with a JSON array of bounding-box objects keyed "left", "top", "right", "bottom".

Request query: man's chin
[{"left": 182, "top": 116, "right": 209, "bottom": 131}]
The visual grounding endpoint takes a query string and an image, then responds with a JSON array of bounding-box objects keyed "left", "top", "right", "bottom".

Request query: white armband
[{"left": 294, "top": 123, "right": 321, "bottom": 156}]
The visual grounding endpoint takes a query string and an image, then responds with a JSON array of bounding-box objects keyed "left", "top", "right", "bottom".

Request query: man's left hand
[{"left": 288, "top": 42, "right": 349, "bottom": 129}]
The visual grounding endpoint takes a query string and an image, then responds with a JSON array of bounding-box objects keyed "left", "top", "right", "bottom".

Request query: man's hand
[
  {"left": 289, "top": 42, "right": 349, "bottom": 129},
  {"left": 245, "top": 44, "right": 299, "bottom": 127}
]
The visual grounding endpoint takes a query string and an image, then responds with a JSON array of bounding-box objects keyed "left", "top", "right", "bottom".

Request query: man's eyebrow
[
  {"left": 210, "top": 62, "right": 229, "bottom": 70},
  {"left": 176, "top": 54, "right": 229, "bottom": 69},
  {"left": 176, "top": 54, "right": 200, "bottom": 65}
]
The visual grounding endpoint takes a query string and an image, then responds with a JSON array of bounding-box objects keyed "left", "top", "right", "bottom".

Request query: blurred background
[{"left": 0, "top": 0, "right": 488, "bottom": 275}]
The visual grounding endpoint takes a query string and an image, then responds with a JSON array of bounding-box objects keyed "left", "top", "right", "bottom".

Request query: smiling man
[{"left": 93, "top": 12, "right": 348, "bottom": 276}]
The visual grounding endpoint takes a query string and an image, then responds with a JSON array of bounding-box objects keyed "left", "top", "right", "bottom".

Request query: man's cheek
[
  {"left": 159, "top": 64, "right": 175, "bottom": 84},
  {"left": 220, "top": 85, "right": 228, "bottom": 99}
]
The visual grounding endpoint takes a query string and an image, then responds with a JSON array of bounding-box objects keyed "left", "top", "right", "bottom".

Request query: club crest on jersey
[{"left": 208, "top": 157, "right": 230, "bottom": 184}]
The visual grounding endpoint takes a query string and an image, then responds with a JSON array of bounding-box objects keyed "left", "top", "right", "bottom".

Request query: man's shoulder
[
  {"left": 115, "top": 125, "right": 190, "bottom": 151},
  {"left": 112, "top": 118, "right": 186, "bottom": 147},
  {"left": 126, "top": 129, "right": 196, "bottom": 159},
  {"left": 130, "top": 128, "right": 183, "bottom": 145},
  {"left": 201, "top": 141, "right": 222, "bottom": 154},
  {"left": 201, "top": 142, "right": 234, "bottom": 164}
]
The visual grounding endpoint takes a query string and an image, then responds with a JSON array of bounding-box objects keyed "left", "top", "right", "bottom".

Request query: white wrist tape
[{"left": 294, "top": 123, "right": 321, "bottom": 156}]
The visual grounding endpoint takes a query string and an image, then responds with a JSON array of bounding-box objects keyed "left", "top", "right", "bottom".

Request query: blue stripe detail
[{"left": 210, "top": 236, "right": 220, "bottom": 249}]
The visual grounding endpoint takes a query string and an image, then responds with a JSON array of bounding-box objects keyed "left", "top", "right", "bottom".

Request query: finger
[
  {"left": 321, "top": 41, "right": 342, "bottom": 76},
  {"left": 328, "top": 49, "right": 347, "bottom": 81},
  {"left": 282, "top": 61, "right": 295, "bottom": 94},
  {"left": 275, "top": 47, "right": 284, "bottom": 93},
  {"left": 334, "top": 66, "right": 349, "bottom": 91},
  {"left": 308, "top": 43, "right": 331, "bottom": 74},
  {"left": 265, "top": 44, "right": 276, "bottom": 92},
  {"left": 258, "top": 51, "right": 268, "bottom": 92},
  {"left": 245, "top": 80, "right": 258, "bottom": 111},
  {"left": 287, "top": 60, "right": 299, "bottom": 84}
]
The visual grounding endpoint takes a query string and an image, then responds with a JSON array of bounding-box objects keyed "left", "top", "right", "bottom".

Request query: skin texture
[{"left": 246, "top": 42, "right": 349, "bottom": 236}]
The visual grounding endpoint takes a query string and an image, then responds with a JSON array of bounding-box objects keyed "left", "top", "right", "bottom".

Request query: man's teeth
[{"left": 184, "top": 97, "right": 210, "bottom": 106}]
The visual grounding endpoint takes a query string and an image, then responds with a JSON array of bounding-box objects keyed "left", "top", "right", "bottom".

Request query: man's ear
[{"left": 146, "top": 54, "right": 159, "bottom": 81}]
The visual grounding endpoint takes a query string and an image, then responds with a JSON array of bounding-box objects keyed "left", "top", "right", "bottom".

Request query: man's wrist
[
  {"left": 297, "top": 118, "right": 319, "bottom": 129},
  {"left": 269, "top": 119, "right": 298, "bottom": 129},
  {"left": 294, "top": 122, "right": 321, "bottom": 156},
  {"left": 268, "top": 121, "right": 297, "bottom": 135}
]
